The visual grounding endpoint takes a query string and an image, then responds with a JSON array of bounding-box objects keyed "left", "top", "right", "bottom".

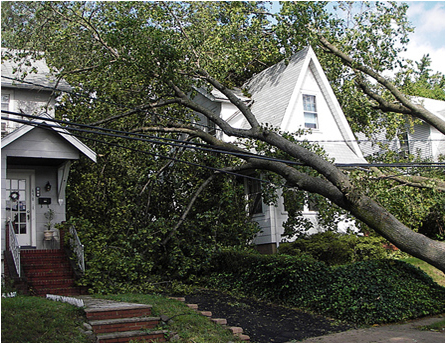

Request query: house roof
[
  {"left": 411, "top": 96, "right": 445, "bottom": 122},
  {"left": 1, "top": 113, "right": 96, "bottom": 162},
  {"left": 1, "top": 48, "right": 71, "bottom": 92},
  {"left": 239, "top": 46, "right": 366, "bottom": 164}
]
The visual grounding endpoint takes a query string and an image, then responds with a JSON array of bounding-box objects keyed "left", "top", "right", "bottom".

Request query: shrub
[
  {"left": 318, "top": 260, "right": 445, "bottom": 324},
  {"left": 205, "top": 250, "right": 445, "bottom": 325},
  {"left": 279, "top": 232, "right": 388, "bottom": 265},
  {"left": 207, "top": 249, "right": 330, "bottom": 307}
]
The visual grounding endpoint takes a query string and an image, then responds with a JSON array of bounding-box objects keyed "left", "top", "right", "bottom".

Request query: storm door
[{"left": 6, "top": 173, "right": 33, "bottom": 247}]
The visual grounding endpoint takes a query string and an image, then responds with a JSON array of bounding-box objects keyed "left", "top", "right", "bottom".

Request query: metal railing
[
  {"left": 7, "top": 220, "right": 21, "bottom": 277},
  {"left": 68, "top": 225, "right": 85, "bottom": 273}
]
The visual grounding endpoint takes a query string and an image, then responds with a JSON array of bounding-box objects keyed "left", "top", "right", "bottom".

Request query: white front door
[{"left": 5, "top": 172, "right": 34, "bottom": 247}]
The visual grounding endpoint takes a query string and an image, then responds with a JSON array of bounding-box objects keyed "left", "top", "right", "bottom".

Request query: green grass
[
  {"left": 91, "top": 293, "right": 243, "bottom": 343},
  {"left": 1, "top": 293, "right": 242, "bottom": 343},
  {"left": 401, "top": 257, "right": 445, "bottom": 287},
  {"left": 418, "top": 319, "right": 445, "bottom": 332},
  {"left": 1, "top": 295, "right": 93, "bottom": 343}
]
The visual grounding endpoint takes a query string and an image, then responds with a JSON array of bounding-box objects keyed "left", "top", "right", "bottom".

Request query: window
[
  {"left": 246, "top": 177, "right": 263, "bottom": 215},
  {"left": 398, "top": 132, "right": 410, "bottom": 154},
  {"left": 1, "top": 94, "right": 10, "bottom": 134},
  {"left": 303, "top": 94, "right": 318, "bottom": 129},
  {"left": 1, "top": 94, "right": 10, "bottom": 111}
]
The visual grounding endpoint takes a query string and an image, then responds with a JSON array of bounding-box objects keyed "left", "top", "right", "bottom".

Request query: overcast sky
[{"left": 403, "top": 1, "right": 445, "bottom": 74}]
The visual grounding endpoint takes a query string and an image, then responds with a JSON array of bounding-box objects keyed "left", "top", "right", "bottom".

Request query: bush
[
  {"left": 207, "top": 249, "right": 330, "bottom": 307},
  {"left": 317, "top": 260, "right": 445, "bottom": 324},
  {"left": 279, "top": 232, "right": 388, "bottom": 265},
  {"left": 205, "top": 249, "right": 445, "bottom": 325}
]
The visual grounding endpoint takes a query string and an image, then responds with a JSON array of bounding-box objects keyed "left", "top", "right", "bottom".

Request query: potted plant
[{"left": 43, "top": 209, "right": 55, "bottom": 240}]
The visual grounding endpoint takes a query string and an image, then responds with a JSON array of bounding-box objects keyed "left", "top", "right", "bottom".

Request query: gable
[
  {"left": 2, "top": 126, "right": 80, "bottom": 160},
  {"left": 1, "top": 116, "right": 96, "bottom": 162}
]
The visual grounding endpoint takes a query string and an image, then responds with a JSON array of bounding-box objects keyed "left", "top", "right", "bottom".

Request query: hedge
[{"left": 205, "top": 250, "right": 445, "bottom": 325}]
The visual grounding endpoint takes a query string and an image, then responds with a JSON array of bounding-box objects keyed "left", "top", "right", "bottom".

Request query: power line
[
  {"left": 3, "top": 112, "right": 444, "bottom": 169},
  {"left": 1, "top": 113, "right": 287, "bottom": 186},
  {"left": 3, "top": 75, "right": 445, "bottom": 145}
]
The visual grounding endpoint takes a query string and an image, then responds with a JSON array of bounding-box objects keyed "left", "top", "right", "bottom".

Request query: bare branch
[
  {"left": 161, "top": 174, "right": 215, "bottom": 246},
  {"left": 370, "top": 167, "right": 445, "bottom": 192}
]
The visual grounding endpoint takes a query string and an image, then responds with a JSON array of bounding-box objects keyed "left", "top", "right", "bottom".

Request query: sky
[
  {"left": 403, "top": 1, "right": 445, "bottom": 74},
  {"left": 270, "top": 1, "right": 445, "bottom": 75}
]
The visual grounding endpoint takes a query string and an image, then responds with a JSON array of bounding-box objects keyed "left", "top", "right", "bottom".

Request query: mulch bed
[{"left": 183, "top": 289, "right": 354, "bottom": 342}]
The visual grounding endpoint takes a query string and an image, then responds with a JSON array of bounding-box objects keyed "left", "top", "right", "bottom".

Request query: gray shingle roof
[
  {"left": 1, "top": 48, "right": 71, "bottom": 92},
  {"left": 243, "top": 47, "right": 309, "bottom": 129}
]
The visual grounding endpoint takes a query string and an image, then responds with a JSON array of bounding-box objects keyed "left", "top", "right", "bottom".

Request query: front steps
[
  {"left": 82, "top": 297, "right": 167, "bottom": 343},
  {"left": 20, "top": 249, "right": 84, "bottom": 296}
]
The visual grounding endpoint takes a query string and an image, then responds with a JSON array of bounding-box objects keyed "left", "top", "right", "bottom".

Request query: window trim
[{"left": 302, "top": 94, "right": 318, "bottom": 129}]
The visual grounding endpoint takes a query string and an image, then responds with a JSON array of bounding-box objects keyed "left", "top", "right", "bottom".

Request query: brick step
[
  {"left": 22, "top": 264, "right": 72, "bottom": 272},
  {"left": 85, "top": 305, "right": 153, "bottom": 321},
  {"left": 32, "top": 287, "right": 83, "bottom": 297},
  {"left": 28, "top": 279, "right": 77, "bottom": 289},
  {"left": 26, "top": 271, "right": 74, "bottom": 279},
  {"left": 21, "top": 249, "right": 64, "bottom": 256},
  {"left": 21, "top": 257, "right": 70, "bottom": 264},
  {"left": 90, "top": 316, "right": 161, "bottom": 334},
  {"left": 96, "top": 329, "right": 167, "bottom": 343}
]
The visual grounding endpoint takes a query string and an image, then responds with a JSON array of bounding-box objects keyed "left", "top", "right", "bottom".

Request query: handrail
[
  {"left": 68, "top": 225, "right": 85, "bottom": 273},
  {"left": 7, "top": 220, "right": 21, "bottom": 277}
]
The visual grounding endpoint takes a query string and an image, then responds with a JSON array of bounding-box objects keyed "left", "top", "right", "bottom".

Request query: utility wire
[
  {"left": 3, "top": 112, "right": 444, "bottom": 169},
  {"left": 3, "top": 75, "right": 444, "bottom": 144},
  {"left": 1, "top": 113, "right": 285, "bottom": 186}
]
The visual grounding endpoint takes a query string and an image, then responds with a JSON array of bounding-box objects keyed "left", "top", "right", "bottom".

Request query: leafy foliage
[
  {"left": 279, "top": 231, "right": 389, "bottom": 265},
  {"left": 205, "top": 250, "right": 445, "bottom": 325},
  {"left": 1, "top": 1, "right": 444, "bottom": 273}
]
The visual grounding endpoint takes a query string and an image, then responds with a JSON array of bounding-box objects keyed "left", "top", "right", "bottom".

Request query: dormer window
[{"left": 303, "top": 94, "right": 318, "bottom": 129}]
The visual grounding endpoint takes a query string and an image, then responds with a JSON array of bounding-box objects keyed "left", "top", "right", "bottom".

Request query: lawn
[
  {"left": 1, "top": 295, "right": 92, "bottom": 343},
  {"left": 1, "top": 293, "right": 242, "bottom": 343}
]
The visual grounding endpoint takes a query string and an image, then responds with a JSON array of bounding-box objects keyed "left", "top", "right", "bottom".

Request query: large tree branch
[
  {"left": 317, "top": 34, "right": 445, "bottom": 134},
  {"left": 355, "top": 76, "right": 414, "bottom": 114},
  {"left": 197, "top": 69, "right": 261, "bottom": 131}
]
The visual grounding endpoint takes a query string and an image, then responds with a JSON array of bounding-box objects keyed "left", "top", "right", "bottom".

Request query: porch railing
[
  {"left": 68, "top": 225, "right": 85, "bottom": 273},
  {"left": 7, "top": 220, "right": 21, "bottom": 277}
]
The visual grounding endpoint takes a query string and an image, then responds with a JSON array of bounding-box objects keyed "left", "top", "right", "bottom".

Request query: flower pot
[{"left": 44, "top": 230, "right": 54, "bottom": 241}]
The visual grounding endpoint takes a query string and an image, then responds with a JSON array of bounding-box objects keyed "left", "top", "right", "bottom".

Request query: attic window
[{"left": 303, "top": 94, "right": 318, "bottom": 129}]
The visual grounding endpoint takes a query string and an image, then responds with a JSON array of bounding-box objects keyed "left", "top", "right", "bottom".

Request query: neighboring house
[
  {"left": 1, "top": 49, "right": 96, "bottom": 294},
  {"left": 193, "top": 46, "right": 367, "bottom": 254},
  {"left": 358, "top": 97, "right": 445, "bottom": 161}
]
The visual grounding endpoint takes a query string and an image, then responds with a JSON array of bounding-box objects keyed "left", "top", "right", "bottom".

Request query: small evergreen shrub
[
  {"left": 205, "top": 250, "right": 445, "bottom": 325},
  {"left": 279, "top": 232, "right": 388, "bottom": 265}
]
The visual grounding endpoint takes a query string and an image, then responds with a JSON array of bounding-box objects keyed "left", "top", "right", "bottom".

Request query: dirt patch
[{"left": 183, "top": 289, "right": 353, "bottom": 342}]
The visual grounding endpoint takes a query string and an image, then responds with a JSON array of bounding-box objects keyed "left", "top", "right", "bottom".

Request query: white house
[
  {"left": 193, "top": 46, "right": 368, "bottom": 253},
  {"left": 358, "top": 97, "right": 445, "bottom": 161},
  {"left": 1, "top": 49, "right": 96, "bottom": 286}
]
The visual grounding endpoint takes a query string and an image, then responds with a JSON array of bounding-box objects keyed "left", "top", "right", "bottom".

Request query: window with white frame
[
  {"left": 1, "top": 94, "right": 10, "bottom": 134},
  {"left": 303, "top": 94, "right": 318, "bottom": 129}
]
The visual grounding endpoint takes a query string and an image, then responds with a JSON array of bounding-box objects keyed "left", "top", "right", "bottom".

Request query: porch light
[{"left": 45, "top": 181, "right": 52, "bottom": 192}]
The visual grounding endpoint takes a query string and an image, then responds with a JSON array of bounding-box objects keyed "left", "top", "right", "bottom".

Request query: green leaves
[{"left": 206, "top": 250, "right": 445, "bottom": 325}]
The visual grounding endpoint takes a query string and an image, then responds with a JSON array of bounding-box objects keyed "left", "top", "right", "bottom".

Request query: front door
[{"left": 5, "top": 172, "right": 34, "bottom": 247}]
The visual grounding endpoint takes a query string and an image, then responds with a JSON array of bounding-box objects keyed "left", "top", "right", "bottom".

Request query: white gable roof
[
  {"left": 1, "top": 114, "right": 96, "bottom": 162},
  {"left": 240, "top": 46, "right": 366, "bottom": 164}
]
